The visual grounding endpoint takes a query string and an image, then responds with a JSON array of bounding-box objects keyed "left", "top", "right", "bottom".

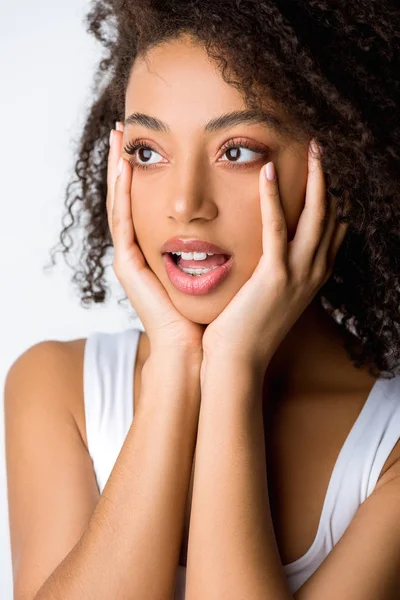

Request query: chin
[{"left": 170, "top": 298, "right": 223, "bottom": 325}]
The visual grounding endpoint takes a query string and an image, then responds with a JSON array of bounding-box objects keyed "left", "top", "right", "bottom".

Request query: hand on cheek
[{"left": 201, "top": 140, "right": 349, "bottom": 377}]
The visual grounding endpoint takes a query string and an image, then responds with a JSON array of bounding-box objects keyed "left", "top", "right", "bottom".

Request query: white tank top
[{"left": 83, "top": 327, "right": 400, "bottom": 597}]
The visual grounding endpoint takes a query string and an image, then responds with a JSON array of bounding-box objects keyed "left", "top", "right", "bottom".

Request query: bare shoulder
[
  {"left": 5, "top": 337, "right": 87, "bottom": 395},
  {"left": 59, "top": 337, "right": 89, "bottom": 449},
  {"left": 5, "top": 331, "right": 149, "bottom": 453},
  {"left": 5, "top": 337, "right": 89, "bottom": 447},
  {"left": 4, "top": 338, "right": 100, "bottom": 600}
]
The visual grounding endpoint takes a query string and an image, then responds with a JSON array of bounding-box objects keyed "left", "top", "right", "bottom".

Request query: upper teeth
[{"left": 171, "top": 251, "right": 214, "bottom": 260}]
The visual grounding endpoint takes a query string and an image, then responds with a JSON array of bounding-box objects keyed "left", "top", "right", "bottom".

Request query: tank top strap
[
  {"left": 83, "top": 328, "right": 141, "bottom": 492},
  {"left": 283, "top": 375, "right": 400, "bottom": 591},
  {"left": 363, "top": 375, "right": 400, "bottom": 498},
  {"left": 325, "top": 376, "right": 400, "bottom": 546}
]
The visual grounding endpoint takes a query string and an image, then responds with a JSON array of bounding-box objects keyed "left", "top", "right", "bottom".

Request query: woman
[{"left": 5, "top": 1, "right": 400, "bottom": 599}]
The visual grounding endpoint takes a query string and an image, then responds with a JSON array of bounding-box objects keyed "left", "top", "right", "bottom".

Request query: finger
[
  {"left": 314, "top": 193, "right": 339, "bottom": 264},
  {"left": 260, "top": 161, "right": 288, "bottom": 270},
  {"left": 289, "top": 140, "right": 328, "bottom": 271},
  {"left": 107, "top": 125, "right": 124, "bottom": 235},
  {"left": 106, "top": 129, "right": 115, "bottom": 235},
  {"left": 327, "top": 219, "right": 350, "bottom": 269},
  {"left": 112, "top": 155, "right": 139, "bottom": 268}
]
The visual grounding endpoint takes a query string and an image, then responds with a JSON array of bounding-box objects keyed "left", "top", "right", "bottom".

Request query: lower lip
[{"left": 163, "top": 253, "right": 234, "bottom": 295}]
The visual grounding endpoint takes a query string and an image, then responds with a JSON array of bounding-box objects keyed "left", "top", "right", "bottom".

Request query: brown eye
[
  {"left": 123, "top": 140, "right": 163, "bottom": 170},
  {"left": 219, "top": 138, "right": 269, "bottom": 169},
  {"left": 122, "top": 136, "right": 269, "bottom": 171},
  {"left": 137, "top": 148, "right": 154, "bottom": 163}
]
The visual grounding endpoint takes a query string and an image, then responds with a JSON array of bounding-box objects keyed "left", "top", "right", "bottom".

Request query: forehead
[
  {"left": 125, "top": 37, "right": 291, "bottom": 138},
  {"left": 126, "top": 38, "right": 247, "bottom": 114}
]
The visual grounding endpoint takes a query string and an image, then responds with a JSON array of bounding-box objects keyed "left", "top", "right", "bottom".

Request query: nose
[{"left": 166, "top": 160, "right": 217, "bottom": 224}]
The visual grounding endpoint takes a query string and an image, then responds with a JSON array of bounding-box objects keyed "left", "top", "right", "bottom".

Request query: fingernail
[
  {"left": 116, "top": 121, "right": 124, "bottom": 132},
  {"left": 310, "top": 140, "right": 322, "bottom": 157},
  {"left": 266, "top": 162, "right": 275, "bottom": 181},
  {"left": 109, "top": 129, "right": 114, "bottom": 146}
]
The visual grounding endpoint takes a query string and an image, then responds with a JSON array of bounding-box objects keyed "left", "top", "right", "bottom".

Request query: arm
[
  {"left": 5, "top": 341, "right": 201, "bottom": 600},
  {"left": 185, "top": 356, "right": 400, "bottom": 600},
  {"left": 186, "top": 357, "right": 292, "bottom": 600}
]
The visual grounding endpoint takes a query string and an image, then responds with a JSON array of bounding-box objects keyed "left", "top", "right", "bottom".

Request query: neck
[{"left": 263, "top": 297, "right": 376, "bottom": 399}]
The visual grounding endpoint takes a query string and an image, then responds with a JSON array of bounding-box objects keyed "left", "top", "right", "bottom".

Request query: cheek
[
  {"left": 230, "top": 160, "right": 308, "bottom": 263},
  {"left": 278, "top": 158, "right": 308, "bottom": 242},
  {"left": 129, "top": 193, "right": 156, "bottom": 256},
  {"left": 225, "top": 190, "right": 267, "bottom": 270}
]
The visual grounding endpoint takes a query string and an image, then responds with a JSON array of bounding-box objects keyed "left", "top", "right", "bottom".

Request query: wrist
[
  {"left": 150, "top": 341, "right": 203, "bottom": 363},
  {"left": 201, "top": 350, "right": 268, "bottom": 385},
  {"left": 147, "top": 346, "right": 203, "bottom": 368},
  {"left": 200, "top": 353, "right": 266, "bottom": 416},
  {"left": 142, "top": 349, "right": 202, "bottom": 390}
]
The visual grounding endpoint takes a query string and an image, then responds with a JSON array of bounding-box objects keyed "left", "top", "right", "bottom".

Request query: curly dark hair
[{"left": 45, "top": 0, "right": 400, "bottom": 379}]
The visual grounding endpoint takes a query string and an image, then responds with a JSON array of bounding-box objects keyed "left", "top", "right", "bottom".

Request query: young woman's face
[{"left": 123, "top": 36, "right": 310, "bottom": 325}]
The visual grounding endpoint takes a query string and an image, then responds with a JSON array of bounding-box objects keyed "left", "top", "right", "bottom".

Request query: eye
[
  {"left": 219, "top": 138, "right": 267, "bottom": 169},
  {"left": 123, "top": 140, "right": 164, "bottom": 170},
  {"left": 123, "top": 137, "right": 268, "bottom": 171}
]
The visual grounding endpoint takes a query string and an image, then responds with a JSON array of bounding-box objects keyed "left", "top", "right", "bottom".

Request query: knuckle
[
  {"left": 316, "top": 208, "right": 328, "bottom": 230},
  {"left": 113, "top": 257, "right": 124, "bottom": 278},
  {"left": 270, "top": 217, "right": 287, "bottom": 236},
  {"left": 112, "top": 213, "right": 122, "bottom": 228},
  {"left": 294, "top": 268, "right": 309, "bottom": 287},
  {"left": 269, "top": 185, "right": 280, "bottom": 198},
  {"left": 273, "top": 266, "right": 289, "bottom": 288},
  {"left": 312, "top": 260, "right": 329, "bottom": 284}
]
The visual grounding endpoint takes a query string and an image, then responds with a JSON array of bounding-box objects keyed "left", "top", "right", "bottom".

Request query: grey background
[{"left": 0, "top": 1, "right": 141, "bottom": 597}]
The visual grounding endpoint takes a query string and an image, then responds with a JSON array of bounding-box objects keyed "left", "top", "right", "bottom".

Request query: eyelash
[{"left": 123, "top": 137, "right": 269, "bottom": 171}]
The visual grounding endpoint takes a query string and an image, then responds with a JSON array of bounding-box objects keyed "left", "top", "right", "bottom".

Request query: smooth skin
[
  {"left": 200, "top": 142, "right": 349, "bottom": 368},
  {"left": 111, "top": 124, "right": 347, "bottom": 372},
  {"left": 108, "top": 35, "right": 400, "bottom": 598},
  {"left": 118, "top": 34, "right": 378, "bottom": 394},
  {"left": 5, "top": 33, "right": 400, "bottom": 599}
]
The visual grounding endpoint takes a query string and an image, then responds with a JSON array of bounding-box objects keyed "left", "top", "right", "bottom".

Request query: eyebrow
[{"left": 124, "top": 109, "right": 287, "bottom": 136}]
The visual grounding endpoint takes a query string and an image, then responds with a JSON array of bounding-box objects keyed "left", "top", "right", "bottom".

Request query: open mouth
[
  {"left": 167, "top": 252, "right": 231, "bottom": 265},
  {"left": 162, "top": 251, "right": 234, "bottom": 294}
]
